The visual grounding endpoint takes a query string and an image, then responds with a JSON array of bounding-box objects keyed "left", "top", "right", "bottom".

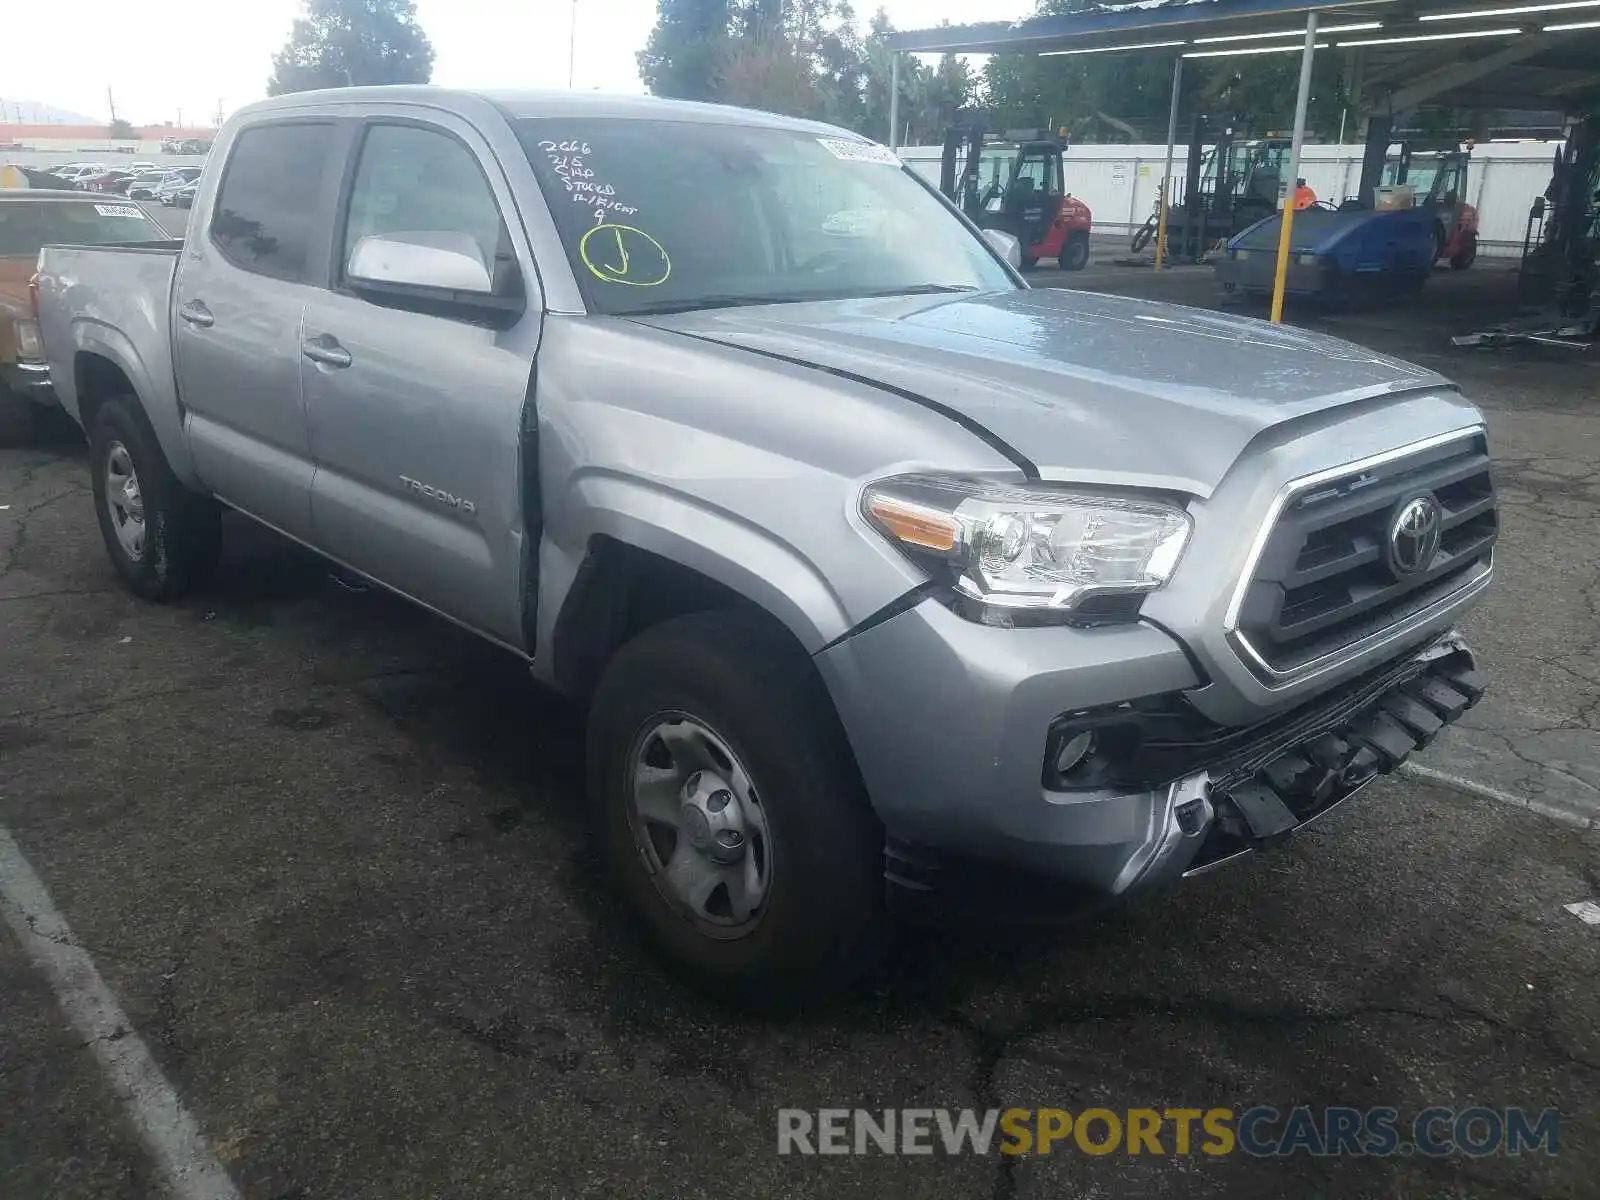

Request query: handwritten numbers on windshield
[
  {"left": 539, "top": 138, "right": 639, "bottom": 224},
  {"left": 578, "top": 224, "right": 671, "bottom": 288}
]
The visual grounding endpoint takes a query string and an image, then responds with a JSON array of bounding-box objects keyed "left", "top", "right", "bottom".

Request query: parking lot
[{"left": 3, "top": 245, "right": 1599, "bottom": 1198}]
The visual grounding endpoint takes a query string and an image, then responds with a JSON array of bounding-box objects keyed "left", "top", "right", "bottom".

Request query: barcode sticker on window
[
  {"left": 94, "top": 204, "right": 146, "bottom": 219},
  {"left": 816, "top": 138, "right": 900, "bottom": 166}
]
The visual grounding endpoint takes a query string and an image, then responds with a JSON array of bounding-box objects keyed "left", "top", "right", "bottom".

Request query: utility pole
[
  {"left": 107, "top": 86, "right": 117, "bottom": 124},
  {"left": 568, "top": 0, "right": 578, "bottom": 89}
]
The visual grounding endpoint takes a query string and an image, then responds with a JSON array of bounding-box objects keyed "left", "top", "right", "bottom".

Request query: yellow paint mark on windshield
[{"left": 578, "top": 223, "right": 671, "bottom": 287}]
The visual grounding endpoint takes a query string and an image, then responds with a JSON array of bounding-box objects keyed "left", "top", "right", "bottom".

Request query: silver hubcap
[
  {"left": 104, "top": 442, "right": 146, "bottom": 562},
  {"left": 628, "top": 715, "right": 772, "bottom": 935}
]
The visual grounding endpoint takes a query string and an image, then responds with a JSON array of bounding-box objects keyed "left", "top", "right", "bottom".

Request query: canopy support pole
[
  {"left": 889, "top": 55, "right": 901, "bottom": 151},
  {"left": 1270, "top": 11, "right": 1318, "bottom": 324},
  {"left": 1154, "top": 55, "right": 1183, "bottom": 271}
]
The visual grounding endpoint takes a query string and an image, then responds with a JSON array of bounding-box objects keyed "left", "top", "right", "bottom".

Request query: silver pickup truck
[{"left": 35, "top": 87, "right": 1495, "bottom": 998}]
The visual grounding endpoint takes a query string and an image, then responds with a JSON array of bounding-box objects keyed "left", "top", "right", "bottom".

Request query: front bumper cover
[{"left": 878, "top": 631, "right": 1482, "bottom": 907}]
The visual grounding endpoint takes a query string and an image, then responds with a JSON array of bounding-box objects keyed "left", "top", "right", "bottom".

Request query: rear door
[
  {"left": 172, "top": 118, "right": 347, "bottom": 541},
  {"left": 299, "top": 110, "right": 542, "bottom": 648}
]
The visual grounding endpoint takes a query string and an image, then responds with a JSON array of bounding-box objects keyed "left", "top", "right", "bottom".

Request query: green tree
[
  {"left": 638, "top": 0, "right": 732, "bottom": 102},
  {"left": 267, "top": 0, "right": 434, "bottom": 96},
  {"left": 108, "top": 118, "right": 137, "bottom": 139}
]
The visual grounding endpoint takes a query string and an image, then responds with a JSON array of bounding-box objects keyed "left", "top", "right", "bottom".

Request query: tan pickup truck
[{"left": 0, "top": 185, "right": 170, "bottom": 440}]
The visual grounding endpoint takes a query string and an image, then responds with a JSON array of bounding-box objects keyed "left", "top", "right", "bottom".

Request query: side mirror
[
  {"left": 983, "top": 228, "right": 1022, "bottom": 270},
  {"left": 347, "top": 231, "right": 493, "bottom": 295}
]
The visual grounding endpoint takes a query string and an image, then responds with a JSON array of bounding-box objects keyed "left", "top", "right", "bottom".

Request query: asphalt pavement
[{"left": 3, "top": 257, "right": 1599, "bottom": 1199}]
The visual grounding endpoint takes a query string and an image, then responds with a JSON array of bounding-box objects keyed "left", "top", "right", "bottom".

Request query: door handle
[
  {"left": 178, "top": 300, "right": 214, "bottom": 328},
  {"left": 301, "top": 336, "right": 352, "bottom": 369}
]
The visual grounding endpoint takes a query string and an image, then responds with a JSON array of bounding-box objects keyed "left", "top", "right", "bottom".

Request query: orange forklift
[{"left": 940, "top": 122, "right": 1093, "bottom": 271}]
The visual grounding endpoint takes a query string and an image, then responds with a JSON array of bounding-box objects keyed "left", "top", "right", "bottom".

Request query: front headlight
[
  {"left": 14, "top": 319, "right": 43, "bottom": 360},
  {"left": 862, "top": 474, "right": 1192, "bottom": 624}
]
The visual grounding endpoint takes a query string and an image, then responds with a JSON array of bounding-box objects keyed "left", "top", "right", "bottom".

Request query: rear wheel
[
  {"left": 588, "top": 611, "right": 883, "bottom": 1003},
  {"left": 1450, "top": 233, "right": 1477, "bottom": 270},
  {"left": 88, "top": 396, "right": 220, "bottom": 601},
  {"left": 1059, "top": 233, "right": 1090, "bottom": 272}
]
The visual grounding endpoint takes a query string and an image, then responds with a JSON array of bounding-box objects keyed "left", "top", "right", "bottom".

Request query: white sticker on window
[
  {"left": 94, "top": 204, "right": 147, "bottom": 219},
  {"left": 816, "top": 138, "right": 901, "bottom": 166}
]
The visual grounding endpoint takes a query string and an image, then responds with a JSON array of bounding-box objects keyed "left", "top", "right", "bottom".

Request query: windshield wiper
[
  {"left": 854, "top": 284, "right": 980, "bottom": 297},
  {"left": 616, "top": 293, "right": 820, "bottom": 316},
  {"left": 617, "top": 283, "right": 979, "bottom": 317}
]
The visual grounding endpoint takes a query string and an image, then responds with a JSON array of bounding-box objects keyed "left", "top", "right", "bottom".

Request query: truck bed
[{"left": 34, "top": 242, "right": 182, "bottom": 430}]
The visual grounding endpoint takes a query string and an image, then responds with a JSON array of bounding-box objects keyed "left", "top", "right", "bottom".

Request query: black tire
[
  {"left": 1450, "top": 233, "right": 1477, "bottom": 271},
  {"left": 1131, "top": 217, "right": 1157, "bottom": 254},
  {"left": 1431, "top": 221, "right": 1447, "bottom": 264},
  {"left": 87, "top": 395, "right": 220, "bottom": 601},
  {"left": 1059, "top": 233, "right": 1090, "bottom": 272},
  {"left": 1019, "top": 255, "right": 1039, "bottom": 271},
  {"left": 587, "top": 610, "right": 883, "bottom": 1003}
]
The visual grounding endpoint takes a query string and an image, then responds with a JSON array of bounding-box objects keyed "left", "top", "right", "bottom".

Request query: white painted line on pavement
[
  {"left": 0, "top": 826, "right": 241, "bottom": 1200},
  {"left": 1565, "top": 900, "right": 1600, "bottom": 925},
  {"left": 1398, "top": 762, "right": 1594, "bottom": 830}
]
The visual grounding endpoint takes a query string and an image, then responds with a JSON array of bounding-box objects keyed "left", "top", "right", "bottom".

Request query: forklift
[
  {"left": 1374, "top": 142, "right": 1480, "bottom": 269},
  {"left": 1518, "top": 115, "right": 1599, "bottom": 331},
  {"left": 1131, "top": 117, "right": 1289, "bottom": 260},
  {"left": 940, "top": 120, "right": 1093, "bottom": 271}
]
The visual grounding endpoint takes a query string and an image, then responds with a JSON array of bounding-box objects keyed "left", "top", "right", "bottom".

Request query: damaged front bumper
[{"left": 883, "top": 631, "right": 1483, "bottom": 908}]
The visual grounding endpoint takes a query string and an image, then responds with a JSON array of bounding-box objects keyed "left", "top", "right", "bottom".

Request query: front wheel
[
  {"left": 88, "top": 396, "right": 220, "bottom": 601},
  {"left": 1059, "top": 233, "right": 1090, "bottom": 272},
  {"left": 1131, "top": 216, "right": 1157, "bottom": 254},
  {"left": 1019, "top": 255, "right": 1039, "bottom": 271},
  {"left": 588, "top": 611, "right": 883, "bottom": 1003}
]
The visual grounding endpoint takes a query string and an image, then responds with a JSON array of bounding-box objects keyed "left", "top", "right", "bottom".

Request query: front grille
[{"left": 1232, "top": 433, "right": 1496, "bottom": 677}]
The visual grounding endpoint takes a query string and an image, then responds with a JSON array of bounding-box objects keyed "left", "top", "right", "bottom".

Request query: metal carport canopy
[
  {"left": 886, "top": 0, "right": 1600, "bottom": 321},
  {"left": 886, "top": 0, "right": 1600, "bottom": 114}
]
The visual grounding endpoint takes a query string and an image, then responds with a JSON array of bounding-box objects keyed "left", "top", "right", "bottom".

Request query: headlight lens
[
  {"left": 862, "top": 474, "right": 1191, "bottom": 622},
  {"left": 14, "top": 319, "right": 43, "bottom": 360}
]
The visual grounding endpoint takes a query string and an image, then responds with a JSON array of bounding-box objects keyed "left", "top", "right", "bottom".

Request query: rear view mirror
[
  {"left": 983, "top": 228, "right": 1023, "bottom": 270},
  {"left": 348, "top": 231, "right": 493, "bottom": 294}
]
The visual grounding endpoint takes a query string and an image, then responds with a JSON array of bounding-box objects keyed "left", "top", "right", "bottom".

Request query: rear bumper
[
  {"left": 1214, "top": 254, "right": 1333, "bottom": 294},
  {"left": 0, "top": 360, "right": 56, "bottom": 407},
  {"left": 820, "top": 596, "right": 1482, "bottom": 903}
]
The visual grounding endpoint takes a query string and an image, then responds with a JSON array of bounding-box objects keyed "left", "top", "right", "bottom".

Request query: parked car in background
[
  {"left": 156, "top": 167, "right": 202, "bottom": 204},
  {"left": 172, "top": 180, "right": 199, "bottom": 208},
  {"left": 0, "top": 189, "right": 168, "bottom": 441},
  {"left": 57, "top": 164, "right": 107, "bottom": 186},
  {"left": 34, "top": 88, "right": 1495, "bottom": 999},
  {"left": 126, "top": 171, "right": 172, "bottom": 201},
  {"left": 128, "top": 161, "right": 159, "bottom": 172},
  {"left": 81, "top": 169, "right": 135, "bottom": 194}
]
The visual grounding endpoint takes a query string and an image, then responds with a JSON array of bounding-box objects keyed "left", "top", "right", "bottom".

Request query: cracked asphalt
[{"left": 3, "top": 261, "right": 1599, "bottom": 1199}]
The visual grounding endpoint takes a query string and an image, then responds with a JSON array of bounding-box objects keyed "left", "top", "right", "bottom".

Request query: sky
[{"left": 0, "top": 0, "right": 1027, "bottom": 128}]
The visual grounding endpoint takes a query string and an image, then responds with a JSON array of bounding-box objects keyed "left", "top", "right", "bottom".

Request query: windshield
[
  {"left": 0, "top": 200, "right": 165, "bottom": 257},
  {"left": 515, "top": 118, "right": 1015, "bottom": 315}
]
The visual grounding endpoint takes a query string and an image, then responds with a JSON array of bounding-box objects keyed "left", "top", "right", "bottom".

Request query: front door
[
  {"left": 173, "top": 119, "right": 345, "bottom": 541},
  {"left": 299, "top": 112, "right": 543, "bottom": 649}
]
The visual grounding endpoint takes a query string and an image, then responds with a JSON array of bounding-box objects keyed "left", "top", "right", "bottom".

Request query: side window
[
  {"left": 210, "top": 122, "right": 339, "bottom": 283},
  {"left": 340, "top": 123, "right": 508, "bottom": 284}
]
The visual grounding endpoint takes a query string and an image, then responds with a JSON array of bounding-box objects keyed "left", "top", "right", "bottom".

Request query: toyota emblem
[{"left": 1388, "top": 494, "right": 1443, "bottom": 576}]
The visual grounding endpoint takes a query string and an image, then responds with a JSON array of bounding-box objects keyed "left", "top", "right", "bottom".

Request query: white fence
[{"left": 899, "top": 141, "right": 1560, "bottom": 258}]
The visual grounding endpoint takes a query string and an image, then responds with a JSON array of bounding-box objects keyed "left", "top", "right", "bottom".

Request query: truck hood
[{"left": 637, "top": 287, "right": 1445, "bottom": 497}]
